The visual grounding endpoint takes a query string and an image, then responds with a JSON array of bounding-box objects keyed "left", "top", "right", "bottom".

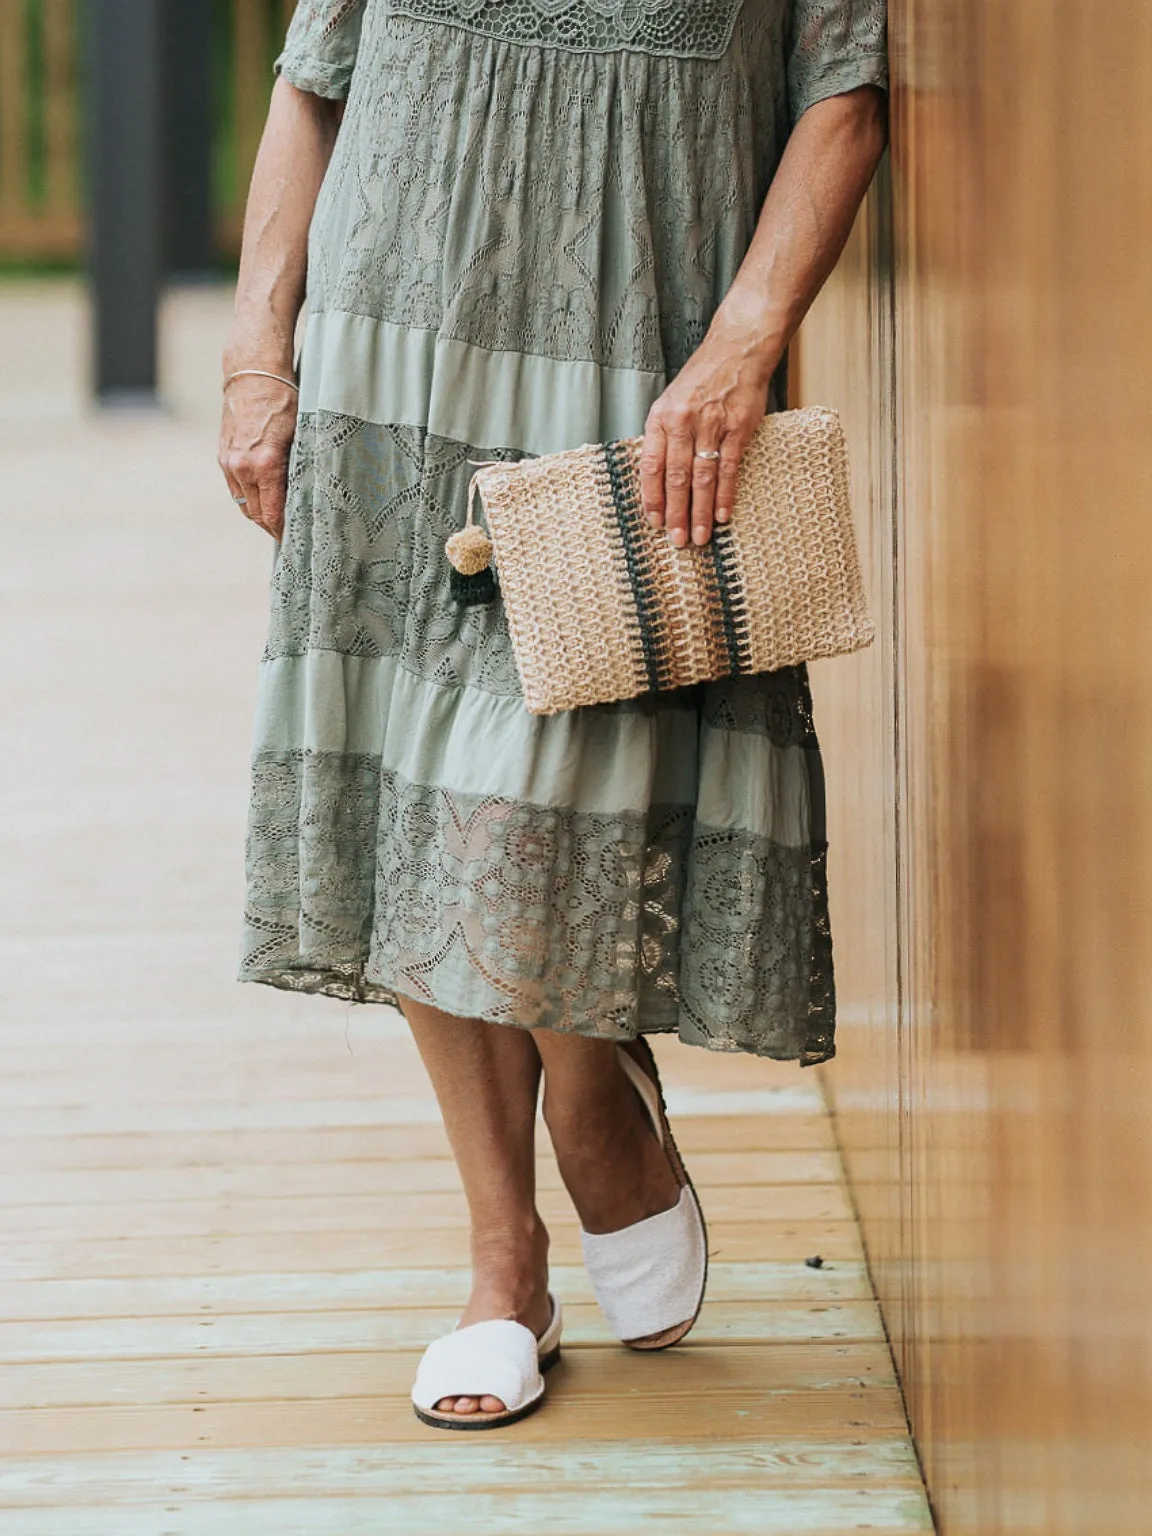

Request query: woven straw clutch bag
[{"left": 447, "top": 406, "right": 874, "bottom": 717}]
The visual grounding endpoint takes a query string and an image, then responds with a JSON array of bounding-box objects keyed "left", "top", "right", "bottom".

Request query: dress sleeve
[
  {"left": 275, "top": 1, "right": 367, "bottom": 101},
  {"left": 786, "top": 0, "right": 889, "bottom": 124}
]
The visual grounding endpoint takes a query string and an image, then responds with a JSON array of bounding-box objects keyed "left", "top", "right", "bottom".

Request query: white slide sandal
[
  {"left": 581, "top": 1040, "right": 709, "bottom": 1350},
  {"left": 411, "top": 1295, "right": 563, "bottom": 1430}
]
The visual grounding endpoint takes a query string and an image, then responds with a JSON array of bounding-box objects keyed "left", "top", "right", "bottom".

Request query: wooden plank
[
  {"left": 0, "top": 1340, "right": 897, "bottom": 1410},
  {"left": 0, "top": 1437, "right": 926, "bottom": 1504},
  {"left": 0, "top": 1184, "right": 852, "bottom": 1238},
  {"left": 0, "top": 1047, "right": 811, "bottom": 1089},
  {"left": 0, "top": 1260, "right": 873, "bottom": 1322},
  {"left": 0, "top": 1487, "right": 934, "bottom": 1535},
  {"left": 0, "top": 1150, "right": 844, "bottom": 1204},
  {"left": 0, "top": 1393, "right": 913, "bottom": 1454},
  {"left": 0, "top": 1085, "right": 826, "bottom": 1134},
  {"left": 0, "top": 1299, "right": 884, "bottom": 1364},
  {"left": 2, "top": 1399, "right": 909, "bottom": 1463},
  {"left": 0, "top": 1114, "right": 836, "bottom": 1170},
  {"left": 1, "top": 1220, "right": 865, "bottom": 1279}
]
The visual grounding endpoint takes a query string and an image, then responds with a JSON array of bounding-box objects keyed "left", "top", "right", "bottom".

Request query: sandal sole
[{"left": 617, "top": 1037, "right": 710, "bottom": 1352}]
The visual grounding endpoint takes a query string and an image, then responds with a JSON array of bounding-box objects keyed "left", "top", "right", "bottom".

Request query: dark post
[
  {"left": 86, "top": 0, "right": 164, "bottom": 405},
  {"left": 161, "top": 0, "right": 216, "bottom": 280}
]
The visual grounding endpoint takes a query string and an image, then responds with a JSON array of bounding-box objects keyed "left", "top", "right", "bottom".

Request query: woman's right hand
[{"left": 218, "top": 371, "right": 300, "bottom": 542}]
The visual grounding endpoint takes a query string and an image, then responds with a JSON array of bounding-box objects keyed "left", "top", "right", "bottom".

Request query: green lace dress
[{"left": 241, "top": 0, "right": 888, "bottom": 1063}]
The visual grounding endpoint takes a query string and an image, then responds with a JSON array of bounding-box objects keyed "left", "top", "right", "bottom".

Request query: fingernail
[
  {"left": 693, "top": 526, "right": 709, "bottom": 546},
  {"left": 669, "top": 528, "right": 688, "bottom": 548},
  {"left": 716, "top": 508, "right": 731, "bottom": 523},
  {"left": 647, "top": 513, "right": 662, "bottom": 527}
]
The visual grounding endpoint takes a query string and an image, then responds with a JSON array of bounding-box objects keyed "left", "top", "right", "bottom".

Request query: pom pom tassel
[
  {"left": 450, "top": 564, "right": 499, "bottom": 606},
  {"left": 446, "top": 475, "right": 498, "bottom": 607}
]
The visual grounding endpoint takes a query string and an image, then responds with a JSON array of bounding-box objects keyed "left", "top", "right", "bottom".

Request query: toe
[
  {"left": 454, "top": 1396, "right": 478, "bottom": 1413},
  {"left": 478, "top": 1395, "right": 508, "bottom": 1414}
]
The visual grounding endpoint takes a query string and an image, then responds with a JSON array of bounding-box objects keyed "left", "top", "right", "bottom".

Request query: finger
[
  {"left": 225, "top": 451, "right": 270, "bottom": 535},
  {"left": 219, "top": 455, "right": 248, "bottom": 508},
  {"left": 639, "top": 424, "right": 668, "bottom": 527},
  {"left": 224, "top": 471, "right": 260, "bottom": 525},
  {"left": 690, "top": 441, "right": 722, "bottom": 547},
  {"left": 240, "top": 480, "right": 266, "bottom": 532},
  {"left": 715, "top": 436, "right": 744, "bottom": 527},
  {"left": 254, "top": 466, "right": 288, "bottom": 542},
  {"left": 663, "top": 426, "right": 694, "bottom": 548}
]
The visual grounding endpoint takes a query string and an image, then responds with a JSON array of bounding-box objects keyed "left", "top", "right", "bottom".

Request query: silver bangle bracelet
[{"left": 223, "top": 369, "right": 300, "bottom": 393}]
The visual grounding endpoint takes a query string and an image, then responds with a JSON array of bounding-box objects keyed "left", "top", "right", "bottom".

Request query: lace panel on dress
[
  {"left": 266, "top": 415, "right": 526, "bottom": 693},
  {"left": 385, "top": 0, "right": 744, "bottom": 58},
  {"left": 242, "top": 755, "right": 835, "bottom": 1063}
]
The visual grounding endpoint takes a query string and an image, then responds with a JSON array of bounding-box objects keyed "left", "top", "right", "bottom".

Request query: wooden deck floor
[{"left": 0, "top": 282, "right": 933, "bottom": 1534}]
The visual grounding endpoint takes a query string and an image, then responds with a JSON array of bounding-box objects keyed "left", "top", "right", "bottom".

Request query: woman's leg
[
  {"left": 399, "top": 999, "right": 552, "bottom": 1416},
  {"left": 534, "top": 1032, "right": 681, "bottom": 1234}
]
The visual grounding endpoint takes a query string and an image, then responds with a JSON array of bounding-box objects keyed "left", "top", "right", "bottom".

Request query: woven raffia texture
[{"left": 472, "top": 406, "right": 874, "bottom": 715}]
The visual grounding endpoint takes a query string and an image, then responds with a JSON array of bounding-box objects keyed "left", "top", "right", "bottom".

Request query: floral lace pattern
[
  {"left": 243, "top": 755, "right": 835, "bottom": 1063},
  {"left": 303, "top": 12, "right": 777, "bottom": 376},
  {"left": 387, "top": 0, "right": 744, "bottom": 57},
  {"left": 266, "top": 415, "right": 524, "bottom": 691}
]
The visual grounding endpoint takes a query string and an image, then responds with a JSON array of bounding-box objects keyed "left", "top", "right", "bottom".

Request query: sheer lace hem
[
  {"left": 243, "top": 963, "right": 832, "bottom": 1064},
  {"left": 241, "top": 756, "right": 836, "bottom": 1064}
]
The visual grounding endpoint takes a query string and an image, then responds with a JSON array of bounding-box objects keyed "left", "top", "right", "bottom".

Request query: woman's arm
[
  {"left": 218, "top": 78, "right": 343, "bottom": 540},
  {"left": 641, "top": 85, "right": 888, "bottom": 548}
]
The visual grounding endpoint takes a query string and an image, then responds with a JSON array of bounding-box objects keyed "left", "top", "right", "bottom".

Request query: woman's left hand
[{"left": 640, "top": 322, "right": 778, "bottom": 547}]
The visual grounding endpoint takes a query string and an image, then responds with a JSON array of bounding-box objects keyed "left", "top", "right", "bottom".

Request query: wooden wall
[{"left": 799, "top": 2, "right": 1152, "bottom": 1532}]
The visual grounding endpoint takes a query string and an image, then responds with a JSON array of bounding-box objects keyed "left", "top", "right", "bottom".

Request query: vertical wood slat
[
  {"left": 0, "top": 0, "right": 27, "bottom": 218},
  {"left": 219, "top": 0, "right": 288, "bottom": 249},
  {"left": 231, "top": 0, "right": 270, "bottom": 217},
  {"left": 42, "top": 0, "right": 76, "bottom": 216},
  {"left": 0, "top": 0, "right": 80, "bottom": 256}
]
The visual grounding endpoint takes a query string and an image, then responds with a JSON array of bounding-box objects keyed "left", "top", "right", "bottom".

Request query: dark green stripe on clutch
[
  {"left": 710, "top": 525, "right": 754, "bottom": 676},
  {"left": 604, "top": 439, "right": 665, "bottom": 694}
]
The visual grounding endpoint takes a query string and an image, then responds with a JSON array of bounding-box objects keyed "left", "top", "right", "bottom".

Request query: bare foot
[{"left": 435, "top": 1217, "right": 552, "bottom": 1417}]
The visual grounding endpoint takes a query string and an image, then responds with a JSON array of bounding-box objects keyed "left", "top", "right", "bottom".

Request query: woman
[{"left": 221, "top": 0, "right": 887, "bottom": 1429}]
